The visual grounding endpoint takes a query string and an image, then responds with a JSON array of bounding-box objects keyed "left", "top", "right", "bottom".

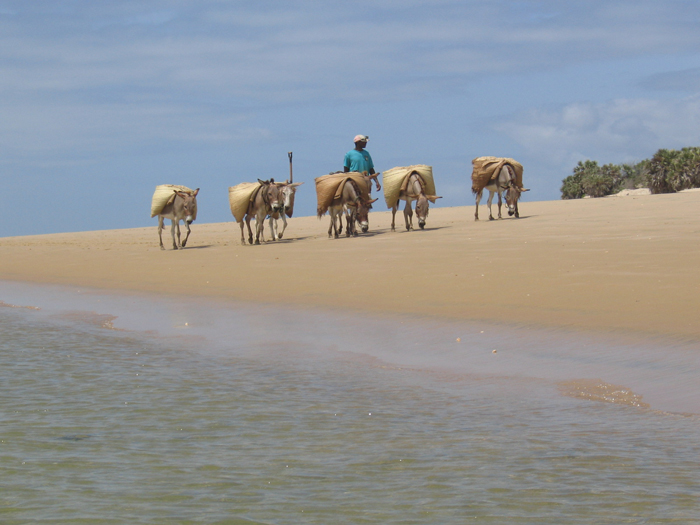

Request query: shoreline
[
  {"left": 3, "top": 278, "right": 700, "bottom": 416},
  {"left": 2, "top": 192, "right": 700, "bottom": 342}
]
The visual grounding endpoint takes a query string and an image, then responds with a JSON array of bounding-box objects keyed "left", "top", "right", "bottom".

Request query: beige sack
[
  {"left": 382, "top": 165, "right": 435, "bottom": 209},
  {"left": 315, "top": 172, "right": 369, "bottom": 217},
  {"left": 471, "top": 157, "right": 524, "bottom": 193},
  {"left": 228, "top": 182, "right": 261, "bottom": 222},
  {"left": 150, "top": 185, "right": 196, "bottom": 218}
]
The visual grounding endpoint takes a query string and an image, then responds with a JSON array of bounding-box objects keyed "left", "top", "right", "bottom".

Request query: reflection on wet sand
[
  {"left": 54, "top": 311, "right": 122, "bottom": 331},
  {"left": 0, "top": 300, "right": 40, "bottom": 310},
  {"left": 559, "top": 379, "right": 649, "bottom": 408}
]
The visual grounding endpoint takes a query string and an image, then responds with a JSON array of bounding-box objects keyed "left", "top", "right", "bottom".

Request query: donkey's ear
[
  {"left": 368, "top": 198, "right": 378, "bottom": 204},
  {"left": 193, "top": 188, "right": 200, "bottom": 196},
  {"left": 427, "top": 195, "right": 442, "bottom": 203},
  {"left": 520, "top": 187, "right": 530, "bottom": 192}
]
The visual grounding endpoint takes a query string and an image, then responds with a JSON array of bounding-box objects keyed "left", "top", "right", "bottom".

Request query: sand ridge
[{"left": 1, "top": 191, "right": 699, "bottom": 341}]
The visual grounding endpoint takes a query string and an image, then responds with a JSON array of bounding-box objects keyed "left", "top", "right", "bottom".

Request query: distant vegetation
[{"left": 560, "top": 147, "right": 700, "bottom": 199}]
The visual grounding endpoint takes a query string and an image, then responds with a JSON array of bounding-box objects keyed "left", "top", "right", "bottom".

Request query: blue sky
[{"left": 3, "top": 0, "right": 700, "bottom": 236}]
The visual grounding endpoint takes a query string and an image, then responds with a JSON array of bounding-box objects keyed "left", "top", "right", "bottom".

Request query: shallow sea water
[{"left": 1, "top": 281, "right": 699, "bottom": 524}]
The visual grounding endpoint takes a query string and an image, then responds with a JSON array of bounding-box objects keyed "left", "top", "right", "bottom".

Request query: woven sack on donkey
[
  {"left": 151, "top": 185, "right": 196, "bottom": 218},
  {"left": 382, "top": 165, "right": 435, "bottom": 209},
  {"left": 228, "top": 182, "right": 262, "bottom": 222},
  {"left": 471, "top": 157, "right": 523, "bottom": 193},
  {"left": 314, "top": 172, "right": 369, "bottom": 216}
]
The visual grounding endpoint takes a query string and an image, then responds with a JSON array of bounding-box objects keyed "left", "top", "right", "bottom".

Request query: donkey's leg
[
  {"left": 181, "top": 222, "right": 191, "bottom": 248},
  {"left": 497, "top": 192, "right": 503, "bottom": 219},
  {"left": 259, "top": 218, "right": 266, "bottom": 243},
  {"left": 404, "top": 200, "right": 413, "bottom": 231},
  {"left": 278, "top": 215, "right": 287, "bottom": 239},
  {"left": 170, "top": 220, "right": 179, "bottom": 249},
  {"left": 391, "top": 202, "right": 398, "bottom": 231},
  {"left": 474, "top": 191, "right": 483, "bottom": 221},
  {"left": 254, "top": 220, "right": 261, "bottom": 245},
  {"left": 514, "top": 201, "right": 520, "bottom": 218},
  {"left": 347, "top": 208, "right": 357, "bottom": 237},
  {"left": 268, "top": 216, "right": 277, "bottom": 241},
  {"left": 486, "top": 191, "right": 496, "bottom": 221},
  {"left": 176, "top": 221, "right": 183, "bottom": 249},
  {"left": 240, "top": 221, "right": 246, "bottom": 245},
  {"left": 245, "top": 217, "right": 254, "bottom": 245},
  {"left": 158, "top": 216, "right": 166, "bottom": 250},
  {"left": 254, "top": 213, "right": 264, "bottom": 244},
  {"left": 333, "top": 210, "right": 341, "bottom": 238}
]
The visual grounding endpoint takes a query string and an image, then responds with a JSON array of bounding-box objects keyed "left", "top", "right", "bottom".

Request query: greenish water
[{"left": 1, "top": 282, "right": 699, "bottom": 524}]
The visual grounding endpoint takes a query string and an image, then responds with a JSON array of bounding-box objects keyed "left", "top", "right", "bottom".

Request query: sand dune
[{"left": 2, "top": 191, "right": 699, "bottom": 341}]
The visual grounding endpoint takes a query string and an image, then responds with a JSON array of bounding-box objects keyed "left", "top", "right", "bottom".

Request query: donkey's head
[
  {"left": 355, "top": 197, "right": 378, "bottom": 233},
  {"left": 415, "top": 194, "right": 442, "bottom": 229},
  {"left": 280, "top": 182, "right": 303, "bottom": 217},
  {"left": 176, "top": 188, "right": 199, "bottom": 224},
  {"left": 502, "top": 183, "right": 529, "bottom": 216},
  {"left": 258, "top": 179, "right": 283, "bottom": 214}
]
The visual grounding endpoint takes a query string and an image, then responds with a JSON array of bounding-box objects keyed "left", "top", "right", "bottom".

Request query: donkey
[
  {"left": 344, "top": 194, "right": 377, "bottom": 236},
  {"left": 391, "top": 172, "right": 442, "bottom": 231},
  {"left": 327, "top": 179, "right": 377, "bottom": 238},
  {"left": 240, "top": 179, "right": 283, "bottom": 245},
  {"left": 474, "top": 164, "right": 529, "bottom": 221},
  {"left": 268, "top": 182, "right": 303, "bottom": 241},
  {"left": 157, "top": 189, "right": 199, "bottom": 250}
]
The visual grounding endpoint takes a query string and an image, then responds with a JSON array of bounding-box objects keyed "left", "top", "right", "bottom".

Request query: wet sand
[{"left": 2, "top": 191, "right": 700, "bottom": 341}]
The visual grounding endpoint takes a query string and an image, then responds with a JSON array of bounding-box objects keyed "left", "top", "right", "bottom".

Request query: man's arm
[{"left": 368, "top": 168, "right": 381, "bottom": 191}]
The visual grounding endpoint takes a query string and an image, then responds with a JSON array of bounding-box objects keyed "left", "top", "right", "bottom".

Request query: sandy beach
[{"left": 2, "top": 191, "right": 699, "bottom": 341}]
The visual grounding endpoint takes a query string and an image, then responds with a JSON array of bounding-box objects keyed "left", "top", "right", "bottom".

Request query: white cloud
[
  {"left": 3, "top": 1, "right": 700, "bottom": 105},
  {"left": 495, "top": 95, "right": 700, "bottom": 167},
  {"left": 0, "top": 98, "right": 270, "bottom": 163}
]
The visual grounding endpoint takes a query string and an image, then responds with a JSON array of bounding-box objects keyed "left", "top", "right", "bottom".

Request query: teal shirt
[{"left": 344, "top": 149, "right": 374, "bottom": 175}]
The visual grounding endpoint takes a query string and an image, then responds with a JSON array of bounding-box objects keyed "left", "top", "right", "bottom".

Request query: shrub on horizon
[
  {"left": 649, "top": 147, "right": 700, "bottom": 194},
  {"left": 560, "top": 147, "right": 700, "bottom": 199}
]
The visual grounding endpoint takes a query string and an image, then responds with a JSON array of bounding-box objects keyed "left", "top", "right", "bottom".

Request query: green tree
[
  {"left": 582, "top": 170, "right": 615, "bottom": 198},
  {"left": 561, "top": 160, "right": 598, "bottom": 199},
  {"left": 649, "top": 149, "right": 680, "bottom": 194},
  {"left": 619, "top": 160, "right": 649, "bottom": 190},
  {"left": 562, "top": 147, "right": 700, "bottom": 198}
]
